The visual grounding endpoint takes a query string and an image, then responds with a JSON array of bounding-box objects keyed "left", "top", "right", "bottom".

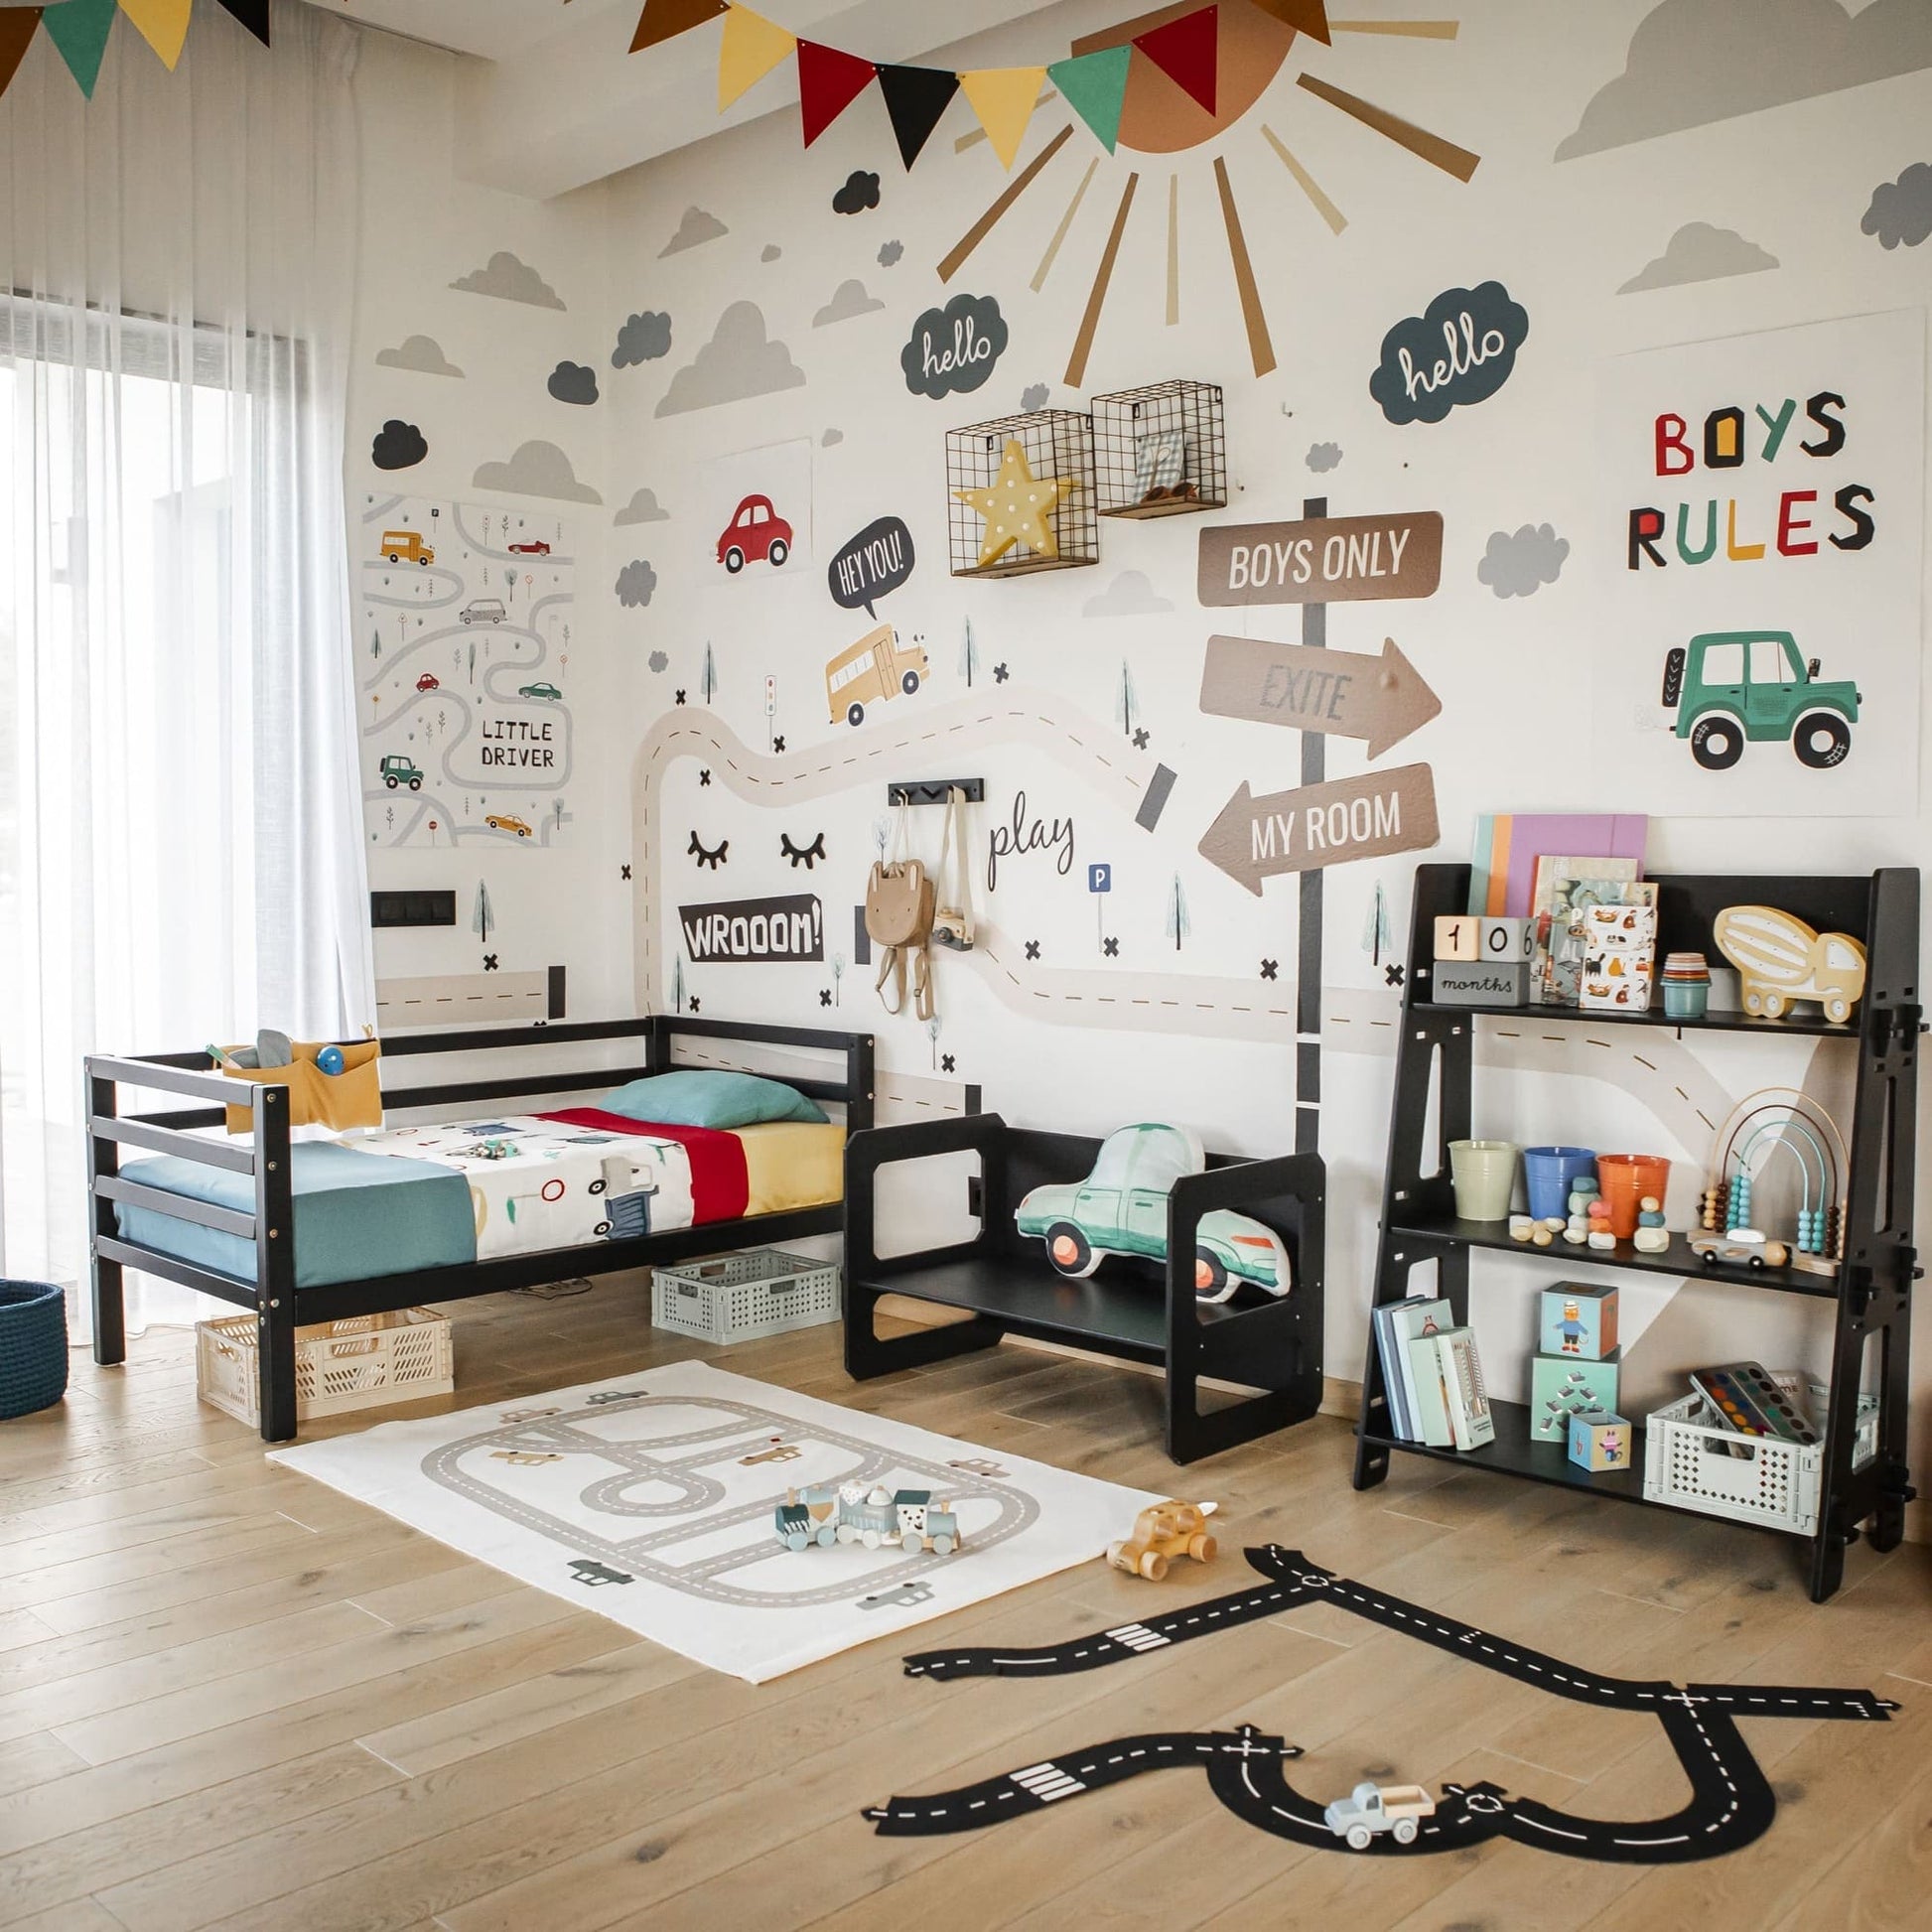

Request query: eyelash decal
[
  {"left": 780, "top": 831, "right": 826, "bottom": 870},
  {"left": 688, "top": 830, "right": 729, "bottom": 870}
]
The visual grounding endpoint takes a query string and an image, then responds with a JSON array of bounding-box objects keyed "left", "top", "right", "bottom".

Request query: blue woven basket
[{"left": 0, "top": 1281, "right": 68, "bottom": 1419}]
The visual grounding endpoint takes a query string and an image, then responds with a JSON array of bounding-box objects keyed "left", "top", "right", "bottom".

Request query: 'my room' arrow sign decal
[
  {"left": 1198, "top": 764, "right": 1440, "bottom": 896},
  {"left": 1197, "top": 634, "right": 1441, "bottom": 759}
]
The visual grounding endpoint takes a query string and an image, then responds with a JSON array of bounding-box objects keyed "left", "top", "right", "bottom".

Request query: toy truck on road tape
[{"left": 775, "top": 1481, "right": 961, "bottom": 1555}]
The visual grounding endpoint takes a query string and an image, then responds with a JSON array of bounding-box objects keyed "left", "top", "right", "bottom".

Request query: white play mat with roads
[{"left": 271, "top": 1359, "right": 1160, "bottom": 1681}]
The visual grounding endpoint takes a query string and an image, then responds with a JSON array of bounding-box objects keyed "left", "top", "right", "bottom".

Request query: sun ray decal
[
  {"left": 1261, "top": 123, "right": 1345, "bottom": 232},
  {"left": 1212, "top": 157, "right": 1276, "bottom": 377},
  {"left": 1032, "top": 157, "right": 1100, "bottom": 292},
  {"left": 1065, "top": 173, "right": 1141, "bottom": 386},
  {"left": 1296, "top": 74, "right": 1480, "bottom": 180}
]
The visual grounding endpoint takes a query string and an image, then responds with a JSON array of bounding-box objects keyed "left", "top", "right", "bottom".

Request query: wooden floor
[{"left": 2, "top": 1275, "right": 1927, "bottom": 1932}]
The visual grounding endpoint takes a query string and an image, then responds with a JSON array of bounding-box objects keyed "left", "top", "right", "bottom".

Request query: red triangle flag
[
  {"left": 796, "top": 40, "right": 878, "bottom": 147},
  {"left": 1134, "top": 4, "right": 1218, "bottom": 116}
]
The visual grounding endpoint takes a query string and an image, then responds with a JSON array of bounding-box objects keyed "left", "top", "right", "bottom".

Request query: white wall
[
  {"left": 348, "top": 3, "right": 1932, "bottom": 1523},
  {"left": 345, "top": 31, "right": 630, "bottom": 1023}
]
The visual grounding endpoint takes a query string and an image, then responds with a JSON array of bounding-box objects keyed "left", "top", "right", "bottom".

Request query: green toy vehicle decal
[
  {"left": 1014, "top": 1123, "right": 1290, "bottom": 1304},
  {"left": 1661, "top": 630, "right": 1859, "bottom": 772},
  {"left": 519, "top": 681, "right": 563, "bottom": 701},
  {"left": 378, "top": 754, "right": 424, "bottom": 790}
]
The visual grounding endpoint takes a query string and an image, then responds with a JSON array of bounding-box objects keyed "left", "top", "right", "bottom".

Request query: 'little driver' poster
[{"left": 1592, "top": 309, "right": 1923, "bottom": 819}]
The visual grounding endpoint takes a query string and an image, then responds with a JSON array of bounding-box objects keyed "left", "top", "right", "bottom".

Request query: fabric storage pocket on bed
[{"left": 115, "top": 1142, "right": 476, "bottom": 1288}]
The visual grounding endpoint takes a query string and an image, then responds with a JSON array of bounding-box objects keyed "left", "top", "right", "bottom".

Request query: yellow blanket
[{"left": 735, "top": 1121, "right": 845, "bottom": 1215}]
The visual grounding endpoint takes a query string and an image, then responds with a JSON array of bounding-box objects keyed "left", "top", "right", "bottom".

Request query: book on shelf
[
  {"left": 1407, "top": 1324, "right": 1495, "bottom": 1450},
  {"left": 1374, "top": 1295, "right": 1445, "bottom": 1441},
  {"left": 1466, "top": 813, "right": 1648, "bottom": 919}
]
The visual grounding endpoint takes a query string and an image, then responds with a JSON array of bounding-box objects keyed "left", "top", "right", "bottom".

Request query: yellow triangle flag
[
  {"left": 120, "top": 0, "right": 193, "bottom": 69},
  {"left": 718, "top": 6, "right": 795, "bottom": 111},
  {"left": 958, "top": 66, "right": 1046, "bottom": 170}
]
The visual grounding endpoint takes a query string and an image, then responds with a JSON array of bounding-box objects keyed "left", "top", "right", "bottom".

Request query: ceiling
[{"left": 332, "top": 0, "right": 1078, "bottom": 201}]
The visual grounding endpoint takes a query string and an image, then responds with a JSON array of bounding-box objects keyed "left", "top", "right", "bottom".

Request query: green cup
[{"left": 1449, "top": 1139, "right": 1520, "bottom": 1222}]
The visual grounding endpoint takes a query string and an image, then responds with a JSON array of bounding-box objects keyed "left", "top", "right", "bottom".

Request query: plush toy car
[
  {"left": 1107, "top": 1500, "right": 1216, "bottom": 1582},
  {"left": 1014, "top": 1123, "right": 1290, "bottom": 1303}
]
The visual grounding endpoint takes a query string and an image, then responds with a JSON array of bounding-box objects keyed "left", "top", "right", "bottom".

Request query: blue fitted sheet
[{"left": 116, "top": 1142, "right": 477, "bottom": 1289}]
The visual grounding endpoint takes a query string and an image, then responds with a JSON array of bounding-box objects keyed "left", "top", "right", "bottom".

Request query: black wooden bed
[{"left": 86, "top": 1016, "right": 874, "bottom": 1442}]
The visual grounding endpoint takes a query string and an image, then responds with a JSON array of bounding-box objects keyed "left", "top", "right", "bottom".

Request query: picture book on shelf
[
  {"left": 1530, "top": 860, "right": 1656, "bottom": 1005},
  {"left": 1407, "top": 1322, "right": 1491, "bottom": 1449},
  {"left": 1375, "top": 1296, "right": 1445, "bottom": 1442},
  {"left": 1467, "top": 814, "right": 1648, "bottom": 918}
]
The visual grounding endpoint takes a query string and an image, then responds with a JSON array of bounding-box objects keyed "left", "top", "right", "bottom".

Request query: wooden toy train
[{"left": 774, "top": 1481, "right": 962, "bottom": 1555}]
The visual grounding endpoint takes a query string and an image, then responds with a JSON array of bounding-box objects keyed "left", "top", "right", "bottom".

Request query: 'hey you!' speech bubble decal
[
  {"left": 828, "top": 516, "right": 915, "bottom": 620},
  {"left": 1370, "top": 280, "right": 1529, "bottom": 426}
]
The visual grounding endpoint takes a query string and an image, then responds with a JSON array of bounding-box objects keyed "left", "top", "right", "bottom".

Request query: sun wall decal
[{"left": 934, "top": 2, "right": 1479, "bottom": 386}]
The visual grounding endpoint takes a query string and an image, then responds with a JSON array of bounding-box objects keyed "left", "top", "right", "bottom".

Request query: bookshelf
[{"left": 1352, "top": 864, "right": 1920, "bottom": 1603}]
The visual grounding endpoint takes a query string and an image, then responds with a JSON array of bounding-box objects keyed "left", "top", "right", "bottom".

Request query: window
[
  {"left": 1749, "top": 637, "right": 1794, "bottom": 684},
  {"left": 1700, "top": 641, "right": 1745, "bottom": 686},
  {"left": 0, "top": 307, "right": 258, "bottom": 1283}
]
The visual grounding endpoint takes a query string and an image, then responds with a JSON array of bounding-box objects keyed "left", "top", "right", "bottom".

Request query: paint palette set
[{"left": 1686, "top": 1361, "right": 1821, "bottom": 1447}]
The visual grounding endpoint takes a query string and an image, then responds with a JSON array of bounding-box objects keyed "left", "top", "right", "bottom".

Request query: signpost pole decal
[{"left": 1297, "top": 495, "right": 1325, "bottom": 1154}]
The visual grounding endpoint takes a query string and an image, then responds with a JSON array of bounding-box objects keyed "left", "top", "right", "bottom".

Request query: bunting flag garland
[
  {"left": 717, "top": 4, "right": 792, "bottom": 110},
  {"left": 795, "top": 37, "right": 877, "bottom": 147},
  {"left": 44, "top": 0, "right": 117, "bottom": 98},
  {"left": 1251, "top": 0, "right": 1331, "bottom": 44},
  {"left": 876, "top": 63, "right": 960, "bottom": 171},
  {"left": 213, "top": 0, "right": 269, "bottom": 48},
  {"left": 0, "top": 9, "right": 42, "bottom": 102},
  {"left": 632, "top": 0, "right": 727, "bottom": 56},
  {"left": 1044, "top": 44, "right": 1131, "bottom": 155},
  {"left": 957, "top": 66, "right": 1046, "bottom": 170},
  {"left": 1133, "top": 4, "right": 1218, "bottom": 116},
  {"left": 120, "top": 0, "right": 195, "bottom": 71}
]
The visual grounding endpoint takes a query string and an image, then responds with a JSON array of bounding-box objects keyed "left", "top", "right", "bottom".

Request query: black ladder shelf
[{"left": 1351, "top": 864, "right": 1920, "bottom": 1603}]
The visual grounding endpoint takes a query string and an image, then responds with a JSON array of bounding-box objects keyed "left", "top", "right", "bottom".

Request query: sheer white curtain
[{"left": 0, "top": 2, "right": 373, "bottom": 1331}]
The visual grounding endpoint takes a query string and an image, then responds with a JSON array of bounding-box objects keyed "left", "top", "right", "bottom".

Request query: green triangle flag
[
  {"left": 44, "top": 0, "right": 117, "bottom": 98},
  {"left": 1045, "top": 44, "right": 1131, "bottom": 155}
]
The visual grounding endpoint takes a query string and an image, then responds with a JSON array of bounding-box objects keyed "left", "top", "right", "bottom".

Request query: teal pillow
[{"left": 599, "top": 1069, "right": 828, "bottom": 1130}]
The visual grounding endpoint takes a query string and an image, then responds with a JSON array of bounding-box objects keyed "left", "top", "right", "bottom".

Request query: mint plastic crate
[
  {"left": 1641, "top": 1372, "right": 1876, "bottom": 1537},
  {"left": 651, "top": 1248, "right": 841, "bottom": 1344}
]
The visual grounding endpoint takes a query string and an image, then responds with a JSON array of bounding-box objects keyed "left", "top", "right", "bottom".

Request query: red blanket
[{"left": 537, "top": 1109, "right": 751, "bottom": 1226}]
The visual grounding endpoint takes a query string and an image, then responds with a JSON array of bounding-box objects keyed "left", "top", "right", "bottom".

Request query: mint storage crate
[
  {"left": 1641, "top": 1372, "right": 1877, "bottom": 1538},
  {"left": 651, "top": 1248, "right": 841, "bottom": 1344}
]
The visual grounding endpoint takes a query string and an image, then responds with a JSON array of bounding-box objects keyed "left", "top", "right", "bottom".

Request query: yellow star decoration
[{"left": 955, "top": 439, "right": 1074, "bottom": 568}]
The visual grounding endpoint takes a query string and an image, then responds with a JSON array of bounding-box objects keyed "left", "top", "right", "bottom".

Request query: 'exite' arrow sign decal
[
  {"left": 1198, "top": 635, "right": 1441, "bottom": 759},
  {"left": 1197, "top": 510, "right": 1444, "bottom": 607},
  {"left": 1199, "top": 765, "right": 1441, "bottom": 896}
]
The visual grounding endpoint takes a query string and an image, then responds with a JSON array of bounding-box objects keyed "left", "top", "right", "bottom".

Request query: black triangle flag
[
  {"left": 878, "top": 64, "right": 961, "bottom": 170},
  {"left": 215, "top": 0, "right": 272, "bottom": 46}
]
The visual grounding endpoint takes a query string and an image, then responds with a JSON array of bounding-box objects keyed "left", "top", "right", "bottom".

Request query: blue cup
[{"left": 1523, "top": 1146, "right": 1596, "bottom": 1221}]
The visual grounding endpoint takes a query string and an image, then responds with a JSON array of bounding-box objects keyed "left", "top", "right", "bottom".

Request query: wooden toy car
[
  {"left": 1106, "top": 1500, "right": 1216, "bottom": 1581},
  {"left": 1323, "top": 1781, "right": 1436, "bottom": 1849}
]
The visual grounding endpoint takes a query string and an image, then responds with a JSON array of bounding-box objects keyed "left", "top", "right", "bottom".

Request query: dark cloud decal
[
  {"left": 1369, "top": 281, "right": 1528, "bottom": 426},
  {"left": 833, "top": 169, "right": 882, "bottom": 215},
  {"left": 613, "top": 312, "right": 673, "bottom": 367},
  {"left": 1863, "top": 161, "right": 1932, "bottom": 250},
  {"left": 548, "top": 361, "right": 600, "bottom": 406},
  {"left": 371, "top": 419, "right": 428, "bottom": 471},
  {"left": 616, "top": 559, "right": 658, "bottom": 608}
]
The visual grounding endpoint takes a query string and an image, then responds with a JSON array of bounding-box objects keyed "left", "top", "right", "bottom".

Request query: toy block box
[
  {"left": 1568, "top": 1409, "right": 1633, "bottom": 1473},
  {"left": 1539, "top": 1283, "right": 1618, "bottom": 1359},
  {"left": 1529, "top": 1349, "right": 1621, "bottom": 1441}
]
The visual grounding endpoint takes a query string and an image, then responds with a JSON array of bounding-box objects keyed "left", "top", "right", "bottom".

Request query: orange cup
[{"left": 1596, "top": 1154, "right": 1670, "bottom": 1241}]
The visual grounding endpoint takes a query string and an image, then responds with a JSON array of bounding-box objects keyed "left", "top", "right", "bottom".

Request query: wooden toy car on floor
[
  {"left": 1107, "top": 1499, "right": 1216, "bottom": 1581},
  {"left": 1324, "top": 1781, "right": 1437, "bottom": 1849},
  {"left": 775, "top": 1481, "right": 961, "bottom": 1555}
]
